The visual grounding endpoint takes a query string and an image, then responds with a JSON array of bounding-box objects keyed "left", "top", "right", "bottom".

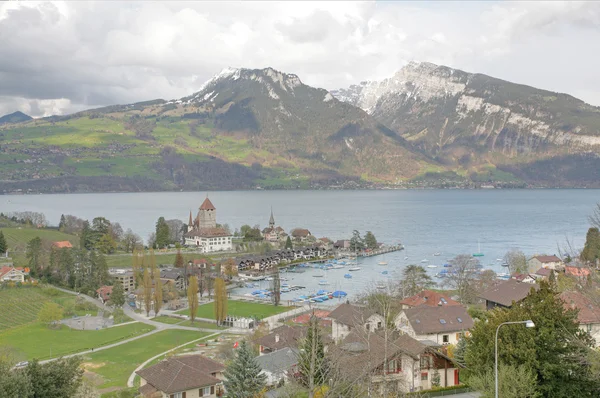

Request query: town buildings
[
  {"left": 479, "top": 279, "right": 540, "bottom": 310},
  {"left": 328, "top": 303, "right": 385, "bottom": 341},
  {"left": 560, "top": 291, "right": 600, "bottom": 346},
  {"left": 527, "top": 255, "right": 564, "bottom": 273},
  {"left": 261, "top": 209, "right": 287, "bottom": 243},
  {"left": 184, "top": 197, "right": 233, "bottom": 253},
  {"left": 394, "top": 305, "right": 474, "bottom": 346}
]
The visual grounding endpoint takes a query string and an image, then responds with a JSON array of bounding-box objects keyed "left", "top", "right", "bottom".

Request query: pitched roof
[
  {"left": 402, "top": 305, "right": 474, "bottom": 335},
  {"left": 199, "top": 197, "right": 216, "bottom": 211},
  {"left": 399, "top": 290, "right": 461, "bottom": 308},
  {"left": 136, "top": 355, "right": 224, "bottom": 394},
  {"left": 531, "top": 255, "right": 561, "bottom": 263},
  {"left": 52, "top": 241, "right": 73, "bottom": 248},
  {"left": 291, "top": 228, "right": 311, "bottom": 237},
  {"left": 0, "top": 266, "right": 25, "bottom": 278},
  {"left": 254, "top": 325, "right": 305, "bottom": 351},
  {"left": 328, "top": 303, "right": 376, "bottom": 327},
  {"left": 185, "top": 227, "right": 230, "bottom": 238},
  {"left": 255, "top": 347, "right": 299, "bottom": 374},
  {"left": 560, "top": 291, "right": 600, "bottom": 325},
  {"left": 138, "top": 383, "right": 161, "bottom": 398},
  {"left": 535, "top": 268, "right": 552, "bottom": 277},
  {"left": 479, "top": 279, "right": 539, "bottom": 307},
  {"left": 565, "top": 266, "right": 592, "bottom": 277},
  {"left": 96, "top": 285, "right": 113, "bottom": 301}
]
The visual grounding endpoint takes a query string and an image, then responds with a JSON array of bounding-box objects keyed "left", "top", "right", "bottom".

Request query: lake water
[{"left": 2, "top": 189, "right": 598, "bottom": 301}]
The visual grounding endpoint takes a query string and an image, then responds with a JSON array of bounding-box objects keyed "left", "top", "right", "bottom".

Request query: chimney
[{"left": 275, "top": 334, "right": 280, "bottom": 343}]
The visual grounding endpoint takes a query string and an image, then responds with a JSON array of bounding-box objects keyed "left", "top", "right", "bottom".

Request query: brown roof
[
  {"left": 399, "top": 290, "right": 461, "bottom": 308},
  {"left": 328, "top": 303, "right": 376, "bottom": 327},
  {"left": 535, "top": 268, "right": 552, "bottom": 277},
  {"left": 532, "top": 255, "right": 561, "bottom": 263},
  {"left": 402, "top": 305, "right": 474, "bottom": 335},
  {"left": 479, "top": 279, "right": 540, "bottom": 307},
  {"left": 138, "top": 383, "right": 161, "bottom": 398},
  {"left": 565, "top": 266, "right": 591, "bottom": 277},
  {"left": 136, "top": 355, "right": 224, "bottom": 394},
  {"left": 96, "top": 285, "right": 113, "bottom": 301},
  {"left": 185, "top": 227, "right": 230, "bottom": 238},
  {"left": 255, "top": 325, "right": 305, "bottom": 351},
  {"left": 291, "top": 228, "right": 311, "bottom": 237},
  {"left": 52, "top": 241, "right": 73, "bottom": 248},
  {"left": 560, "top": 291, "right": 600, "bottom": 325},
  {"left": 199, "top": 197, "right": 216, "bottom": 210}
]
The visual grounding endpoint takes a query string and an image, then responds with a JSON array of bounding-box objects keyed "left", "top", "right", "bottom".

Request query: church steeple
[
  {"left": 188, "top": 210, "right": 193, "bottom": 229},
  {"left": 269, "top": 207, "right": 275, "bottom": 228}
]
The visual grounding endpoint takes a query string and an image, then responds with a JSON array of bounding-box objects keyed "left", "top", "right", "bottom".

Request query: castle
[{"left": 184, "top": 197, "right": 233, "bottom": 252}]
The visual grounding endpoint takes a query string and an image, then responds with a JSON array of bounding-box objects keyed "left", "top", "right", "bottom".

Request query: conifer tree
[
  {"left": 298, "top": 315, "right": 328, "bottom": 396},
  {"left": 0, "top": 231, "right": 7, "bottom": 255},
  {"left": 285, "top": 235, "right": 293, "bottom": 249},
  {"left": 111, "top": 280, "right": 126, "bottom": 307},
  {"left": 224, "top": 340, "right": 266, "bottom": 398},
  {"left": 581, "top": 227, "right": 600, "bottom": 264},
  {"left": 58, "top": 214, "right": 66, "bottom": 232}
]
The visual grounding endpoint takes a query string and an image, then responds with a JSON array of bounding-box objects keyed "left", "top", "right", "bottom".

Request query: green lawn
[
  {"left": 0, "top": 322, "right": 154, "bottom": 360},
  {"left": 84, "top": 329, "right": 209, "bottom": 389},
  {"left": 152, "top": 315, "right": 225, "bottom": 330},
  {"left": 0, "top": 227, "right": 78, "bottom": 251},
  {"left": 105, "top": 252, "right": 214, "bottom": 268},
  {"left": 176, "top": 300, "right": 291, "bottom": 320}
]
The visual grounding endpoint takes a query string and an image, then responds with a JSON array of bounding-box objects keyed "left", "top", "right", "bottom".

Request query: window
[
  {"left": 377, "top": 321, "right": 382, "bottom": 329},
  {"left": 199, "top": 387, "right": 211, "bottom": 396},
  {"left": 420, "top": 356, "right": 433, "bottom": 369},
  {"left": 366, "top": 324, "right": 371, "bottom": 331},
  {"left": 169, "top": 393, "right": 185, "bottom": 398},
  {"left": 587, "top": 324, "right": 593, "bottom": 333},
  {"left": 421, "top": 372, "right": 428, "bottom": 381},
  {"left": 439, "top": 319, "right": 447, "bottom": 324},
  {"left": 457, "top": 317, "right": 463, "bottom": 323},
  {"left": 443, "top": 335, "right": 449, "bottom": 343}
]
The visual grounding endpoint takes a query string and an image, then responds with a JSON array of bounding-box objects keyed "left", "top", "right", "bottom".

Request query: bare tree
[
  {"left": 443, "top": 254, "right": 480, "bottom": 304},
  {"left": 590, "top": 202, "right": 600, "bottom": 229},
  {"left": 166, "top": 219, "right": 184, "bottom": 244},
  {"left": 503, "top": 249, "right": 528, "bottom": 274}
]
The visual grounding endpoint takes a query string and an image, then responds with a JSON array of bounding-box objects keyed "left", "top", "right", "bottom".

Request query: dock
[{"left": 358, "top": 244, "right": 404, "bottom": 257}]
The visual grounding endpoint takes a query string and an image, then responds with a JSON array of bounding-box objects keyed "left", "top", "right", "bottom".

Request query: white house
[
  {"left": 560, "top": 291, "right": 600, "bottom": 346},
  {"left": 0, "top": 266, "right": 26, "bottom": 283},
  {"left": 184, "top": 197, "right": 233, "bottom": 253},
  {"left": 527, "top": 255, "right": 564, "bottom": 273},
  {"left": 254, "top": 347, "right": 299, "bottom": 386},
  {"left": 328, "top": 303, "right": 385, "bottom": 342},
  {"left": 394, "top": 306, "right": 474, "bottom": 346}
]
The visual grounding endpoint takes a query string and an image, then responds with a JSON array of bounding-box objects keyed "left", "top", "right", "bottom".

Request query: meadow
[{"left": 175, "top": 300, "right": 291, "bottom": 320}]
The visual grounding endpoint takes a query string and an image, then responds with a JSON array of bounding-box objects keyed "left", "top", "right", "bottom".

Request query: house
[
  {"left": 114, "top": 271, "right": 135, "bottom": 293},
  {"left": 334, "top": 329, "right": 460, "bottom": 394},
  {"left": 184, "top": 197, "right": 233, "bottom": 253},
  {"left": 394, "top": 306, "right": 474, "bottom": 345},
  {"left": 527, "top": 255, "right": 563, "bottom": 273},
  {"left": 328, "top": 303, "right": 385, "bottom": 341},
  {"left": 52, "top": 241, "right": 73, "bottom": 249},
  {"left": 565, "top": 265, "right": 592, "bottom": 279},
  {"left": 255, "top": 325, "right": 305, "bottom": 355},
  {"left": 560, "top": 291, "right": 600, "bottom": 346},
  {"left": 533, "top": 267, "right": 555, "bottom": 281},
  {"left": 333, "top": 240, "right": 351, "bottom": 250},
  {"left": 137, "top": 354, "right": 225, "bottom": 398},
  {"left": 291, "top": 310, "right": 332, "bottom": 328},
  {"left": 479, "top": 279, "right": 540, "bottom": 310},
  {"left": 290, "top": 228, "right": 312, "bottom": 242},
  {"left": 254, "top": 347, "right": 299, "bottom": 386},
  {"left": 96, "top": 285, "right": 113, "bottom": 304},
  {"left": 399, "top": 290, "right": 461, "bottom": 309},
  {"left": 511, "top": 273, "right": 537, "bottom": 284},
  {"left": 0, "top": 266, "right": 26, "bottom": 283},
  {"left": 261, "top": 209, "right": 288, "bottom": 243}
]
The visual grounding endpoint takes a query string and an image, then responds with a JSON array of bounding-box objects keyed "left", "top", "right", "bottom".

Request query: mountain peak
[{"left": 0, "top": 111, "right": 33, "bottom": 125}]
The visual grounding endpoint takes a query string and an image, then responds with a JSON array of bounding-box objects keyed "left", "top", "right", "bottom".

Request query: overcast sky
[{"left": 1, "top": 1, "right": 600, "bottom": 117}]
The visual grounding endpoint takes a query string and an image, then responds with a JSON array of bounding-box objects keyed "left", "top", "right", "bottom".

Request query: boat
[
  {"left": 496, "top": 258, "right": 503, "bottom": 262},
  {"left": 249, "top": 275, "right": 265, "bottom": 281},
  {"left": 318, "top": 280, "right": 330, "bottom": 286},
  {"left": 265, "top": 276, "right": 273, "bottom": 281},
  {"left": 313, "top": 274, "right": 325, "bottom": 278},
  {"left": 376, "top": 283, "right": 386, "bottom": 290},
  {"left": 381, "top": 271, "right": 388, "bottom": 275},
  {"left": 332, "top": 290, "right": 347, "bottom": 298},
  {"left": 344, "top": 273, "right": 352, "bottom": 279},
  {"left": 349, "top": 267, "right": 361, "bottom": 271},
  {"left": 378, "top": 261, "right": 388, "bottom": 265},
  {"left": 427, "top": 265, "right": 438, "bottom": 268},
  {"left": 501, "top": 262, "right": 509, "bottom": 267},
  {"left": 433, "top": 253, "right": 441, "bottom": 256},
  {"left": 330, "top": 265, "right": 344, "bottom": 269},
  {"left": 421, "top": 259, "right": 429, "bottom": 263},
  {"left": 443, "top": 263, "right": 452, "bottom": 268},
  {"left": 404, "top": 256, "right": 409, "bottom": 260},
  {"left": 473, "top": 240, "right": 484, "bottom": 257}
]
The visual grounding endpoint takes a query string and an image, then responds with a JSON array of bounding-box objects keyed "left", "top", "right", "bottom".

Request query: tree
[
  {"left": 122, "top": 229, "right": 141, "bottom": 253},
  {"left": 58, "top": 214, "right": 66, "bottom": 232},
  {"left": 468, "top": 364, "right": 540, "bottom": 398},
  {"left": 504, "top": 249, "right": 528, "bottom": 274},
  {"left": 0, "top": 231, "right": 7, "bottom": 255},
  {"left": 214, "top": 278, "right": 227, "bottom": 325},
  {"left": 453, "top": 336, "right": 467, "bottom": 367},
  {"left": 206, "top": 275, "right": 215, "bottom": 300},
  {"left": 581, "top": 227, "right": 600, "bottom": 264},
  {"left": 153, "top": 267, "right": 163, "bottom": 317},
  {"left": 223, "top": 258, "right": 237, "bottom": 280},
  {"left": 111, "top": 281, "right": 125, "bottom": 307},
  {"left": 37, "top": 302, "right": 64, "bottom": 328},
  {"left": 0, "top": 347, "right": 32, "bottom": 398},
  {"left": 364, "top": 231, "right": 378, "bottom": 250},
  {"left": 223, "top": 340, "right": 267, "bottom": 398},
  {"left": 108, "top": 222, "right": 123, "bottom": 242},
  {"left": 272, "top": 267, "right": 281, "bottom": 306},
  {"left": 590, "top": 202, "right": 600, "bottom": 229},
  {"left": 297, "top": 316, "right": 328, "bottom": 397},
  {"left": 187, "top": 275, "right": 199, "bottom": 323},
  {"left": 165, "top": 219, "right": 184, "bottom": 244},
  {"left": 443, "top": 254, "right": 479, "bottom": 304},
  {"left": 95, "top": 234, "right": 117, "bottom": 254},
  {"left": 285, "top": 235, "right": 293, "bottom": 249},
  {"left": 26, "top": 357, "right": 83, "bottom": 398},
  {"left": 349, "top": 230, "right": 364, "bottom": 252},
  {"left": 464, "top": 281, "right": 599, "bottom": 397},
  {"left": 399, "top": 265, "right": 435, "bottom": 297},
  {"left": 79, "top": 221, "right": 93, "bottom": 250},
  {"left": 142, "top": 267, "right": 153, "bottom": 317},
  {"left": 26, "top": 237, "right": 43, "bottom": 276},
  {"left": 174, "top": 248, "right": 184, "bottom": 268},
  {"left": 154, "top": 217, "right": 170, "bottom": 249}
]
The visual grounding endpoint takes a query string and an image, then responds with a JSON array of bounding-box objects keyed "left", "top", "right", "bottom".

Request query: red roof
[
  {"left": 560, "top": 291, "right": 600, "bottom": 324},
  {"left": 52, "top": 241, "right": 73, "bottom": 248},
  {"left": 199, "top": 197, "right": 215, "bottom": 210},
  {"left": 0, "top": 266, "right": 26, "bottom": 278},
  {"left": 565, "top": 266, "right": 591, "bottom": 277},
  {"left": 292, "top": 310, "right": 331, "bottom": 326},
  {"left": 96, "top": 285, "right": 113, "bottom": 301},
  {"left": 399, "top": 290, "right": 460, "bottom": 308}
]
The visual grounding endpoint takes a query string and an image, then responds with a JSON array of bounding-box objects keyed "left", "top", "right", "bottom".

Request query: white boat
[
  {"left": 376, "top": 284, "right": 386, "bottom": 290},
  {"left": 427, "top": 265, "right": 438, "bottom": 268},
  {"left": 433, "top": 253, "right": 441, "bottom": 256},
  {"left": 318, "top": 280, "right": 330, "bottom": 285},
  {"left": 378, "top": 261, "right": 388, "bottom": 265},
  {"left": 404, "top": 256, "right": 409, "bottom": 260},
  {"left": 313, "top": 274, "right": 325, "bottom": 278},
  {"left": 330, "top": 265, "right": 344, "bottom": 269},
  {"left": 249, "top": 275, "right": 265, "bottom": 281},
  {"left": 349, "top": 267, "right": 361, "bottom": 271},
  {"left": 265, "top": 277, "right": 273, "bottom": 281},
  {"left": 421, "top": 259, "right": 429, "bottom": 263}
]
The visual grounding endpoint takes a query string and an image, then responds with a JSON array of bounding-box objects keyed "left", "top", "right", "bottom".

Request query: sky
[{"left": 1, "top": 1, "right": 600, "bottom": 117}]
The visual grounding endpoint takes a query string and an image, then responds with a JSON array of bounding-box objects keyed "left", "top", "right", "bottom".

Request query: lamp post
[{"left": 495, "top": 320, "right": 535, "bottom": 398}]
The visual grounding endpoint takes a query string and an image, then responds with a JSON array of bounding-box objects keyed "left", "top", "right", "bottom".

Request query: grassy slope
[
  {"left": 105, "top": 252, "right": 214, "bottom": 268},
  {"left": 175, "top": 300, "right": 291, "bottom": 320},
  {"left": 0, "top": 227, "right": 79, "bottom": 250},
  {"left": 0, "top": 322, "right": 154, "bottom": 360},
  {"left": 152, "top": 315, "right": 224, "bottom": 330},
  {"left": 83, "top": 329, "right": 207, "bottom": 389}
]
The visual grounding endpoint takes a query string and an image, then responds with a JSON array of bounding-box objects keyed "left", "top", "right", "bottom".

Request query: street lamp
[{"left": 495, "top": 320, "right": 535, "bottom": 398}]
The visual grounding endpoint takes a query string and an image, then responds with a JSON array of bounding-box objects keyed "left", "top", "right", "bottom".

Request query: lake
[{"left": 1, "top": 189, "right": 598, "bottom": 300}]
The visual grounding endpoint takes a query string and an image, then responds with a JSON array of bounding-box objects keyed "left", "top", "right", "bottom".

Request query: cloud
[{"left": 0, "top": 1, "right": 600, "bottom": 117}]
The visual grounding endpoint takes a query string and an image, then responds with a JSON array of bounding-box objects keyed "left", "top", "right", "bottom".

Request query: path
[{"left": 126, "top": 332, "right": 221, "bottom": 387}]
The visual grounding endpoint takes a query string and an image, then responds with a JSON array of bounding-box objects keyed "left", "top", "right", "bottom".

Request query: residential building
[
  {"left": 52, "top": 241, "right": 73, "bottom": 249},
  {"left": 333, "top": 240, "right": 351, "bottom": 250},
  {"left": 399, "top": 290, "right": 461, "bottom": 310},
  {"left": 255, "top": 325, "right": 305, "bottom": 355},
  {"left": 96, "top": 285, "right": 113, "bottom": 304},
  {"left": 560, "top": 291, "right": 600, "bottom": 346},
  {"left": 254, "top": 347, "right": 299, "bottom": 386},
  {"left": 334, "top": 329, "right": 460, "bottom": 394},
  {"left": 0, "top": 266, "right": 26, "bottom": 283},
  {"left": 137, "top": 354, "right": 225, "bottom": 398},
  {"left": 479, "top": 279, "right": 540, "bottom": 310},
  {"left": 114, "top": 271, "right": 135, "bottom": 293},
  {"left": 527, "top": 255, "right": 563, "bottom": 273},
  {"left": 184, "top": 197, "right": 233, "bottom": 253},
  {"left": 533, "top": 267, "right": 555, "bottom": 282},
  {"left": 511, "top": 273, "right": 537, "bottom": 284},
  {"left": 261, "top": 209, "right": 287, "bottom": 243},
  {"left": 290, "top": 228, "right": 312, "bottom": 242},
  {"left": 328, "top": 303, "right": 385, "bottom": 341},
  {"left": 394, "top": 306, "right": 474, "bottom": 345}
]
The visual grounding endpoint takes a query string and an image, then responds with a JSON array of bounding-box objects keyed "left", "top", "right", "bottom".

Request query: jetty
[{"left": 358, "top": 244, "right": 404, "bottom": 257}]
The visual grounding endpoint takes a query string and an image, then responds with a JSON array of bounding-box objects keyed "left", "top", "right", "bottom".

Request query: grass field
[
  {"left": 0, "top": 322, "right": 154, "bottom": 360},
  {"left": 152, "top": 315, "right": 224, "bottom": 330},
  {"left": 0, "top": 227, "right": 78, "bottom": 252},
  {"left": 175, "top": 300, "right": 291, "bottom": 320},
  {"left": 105, "top": 252, "right": 215, "bottom": 268},
  {"left": 84, "top": 329, "right": 209, "bottom": 390}
]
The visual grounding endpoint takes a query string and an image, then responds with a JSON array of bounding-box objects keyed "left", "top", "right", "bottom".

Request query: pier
[{"left": 358, "top": 244, "right": 404, "bottom": 257}]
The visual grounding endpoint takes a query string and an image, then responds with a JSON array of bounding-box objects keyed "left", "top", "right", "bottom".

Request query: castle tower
[
  {"left": 269, "top": 207, "right": 275, "bottom": 229},
  {"left": 197, "top": 196, "right": 217, "bottom": 229}
]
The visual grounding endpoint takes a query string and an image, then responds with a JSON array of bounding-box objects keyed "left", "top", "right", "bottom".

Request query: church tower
[
  {"left": 197, "top": 196, "right": 217, "bottom": 229},
  {"left": 269, "top": 207, "right": 275, "bottom": 229}
]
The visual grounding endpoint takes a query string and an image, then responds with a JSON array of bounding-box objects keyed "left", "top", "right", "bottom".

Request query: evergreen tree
[
  {"left": 80, "top": 221, "right": 93, "bottom": 250},
  {"left": 111, "top": 280, "right": 126, "bottom": 307},
  {"left": 453, "top": 336, "right": 467, "bottom": 367},
  {"left": 400, "top": 265, "right": 435, "bottom": 297},
  {"left": 154, "top": 217, "right": 171, "bottom": 249},
  {"left": 224, "top": 340, "right": 267, "bottom": 398},
  {"left": 58, "top": 214, "right": 66, "bottom": 232},
  {"left": 581, "top": 227, "right": 600, "bottom": 264},
  {"left": 26, "top": 237, "right": 43, "bottom": 276},
  {"left": 0, "top": 231, "right": 7, "bottom": 255},
  {"left": 364, "top": 231, "right": 378, "bottom": 250},
  {"left": 174, "top": 248, "right": 184, "bottom": 268},
  {"left": 297, "top": 316, "right": 328, "bottom": 395},
  {"left": 285, "top": 235, "right": 293, "bottom": 249},
  {"left": 349, "top": 230, "right": 364, "bottom": 252}
]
